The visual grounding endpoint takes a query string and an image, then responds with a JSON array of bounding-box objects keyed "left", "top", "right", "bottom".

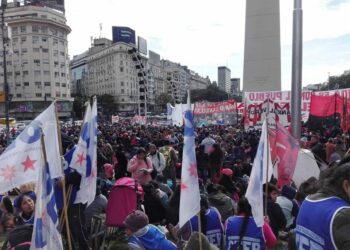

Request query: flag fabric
[
  {"left": 275, "top": 121, "right": 300, "bottom": 188},
  {"left": 78, "top": 99, "right": 98, "bottom": 205},
  {"left": 31, "top": 161, "right": 63, "bottom": 250},
  {"left": 111, "top": 115, "right": 119, "bottom": 124},
  {"left": 0, "top": 103, "right": 61, "bottom": 193},
  {"left": 179, "top": 101, "right": 201, "bottom": 228},
  {"left": 245, "top": 119, "right": 273, "bottom": 227}
]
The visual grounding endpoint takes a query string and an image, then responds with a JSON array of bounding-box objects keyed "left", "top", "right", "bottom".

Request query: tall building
[
  {"left": 218, "top": 66, "right": 231, "bottom": 93},
  {"left": 243, "top": 0, "right": 281, "bottom": 92},
  {"left": 70, "top": 51, "right": 88, "bottom": 96},
  {"left": 0, "top": 4, "right": 72, "bottom": 119},
  {"left": 230, "top": 78, "right": 241, "bottom": 95}
]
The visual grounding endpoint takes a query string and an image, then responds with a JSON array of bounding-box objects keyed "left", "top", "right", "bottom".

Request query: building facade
[
  {"left": 230, "top": 78, "right": 241, "bottom": 95},
  {"left": 0, "top": 4, "right": 72, "bottom": 119},
  {"left": 218, "top": 66, "right": 231, "bottom": 93},
  {"left": 70, "top": 51, "right": 88, "bottom": 96}
]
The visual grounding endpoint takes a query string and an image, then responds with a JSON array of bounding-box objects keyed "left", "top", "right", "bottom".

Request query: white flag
[
  {"left": 30, "top": 161, "right": 63, "bottom": 250},
  {"left": 179, "top": 101, "right": 201, "bottom": 228},
  {"left": 245, "top": 119, "right": 273, "bottom": 227},
  {"left": 0, "top": 103, "right": 61, "bottom": 193}
]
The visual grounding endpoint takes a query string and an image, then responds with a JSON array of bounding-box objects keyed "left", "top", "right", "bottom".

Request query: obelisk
[{"left": 243, "top": 0, "right": 281, "bottom": 92}]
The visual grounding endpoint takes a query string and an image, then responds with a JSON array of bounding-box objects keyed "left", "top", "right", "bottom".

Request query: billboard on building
[
  {"left": 137, "top": 36, "right": 147, "bottom": 55},
  {"left": 112, "top": 26, "right": 136, "bottom": 45},
  {"left": 26, "top": 0, "right": 65, "bottom": 12},
  {"left": 149, "top": 50, "right": 161, "bottom": 66}
]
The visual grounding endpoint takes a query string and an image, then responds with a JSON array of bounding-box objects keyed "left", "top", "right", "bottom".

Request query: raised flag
[
  {"left": 78, "top": 98, "right": 98, "bottom": 205},
  {"left": 245, "top": 119, "right": 273, "bottom": 227},
  {"left": 0, "top": 103, "right": 61, "bottom": 193},
  {"left": 31, "top": 161, "right": 63, "bottom": 250},
  {"left": 179, "top": 100, "right": 201, "bottom": 228},
  {"left": 111, "top": 115, "right": 119, "bottom": 124},
  {"left": 275, "top": 121, "right": 300, "bottom": 188}
]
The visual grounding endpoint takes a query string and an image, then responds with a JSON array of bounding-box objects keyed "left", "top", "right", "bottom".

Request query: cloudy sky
[{"left": 65, "top": 0, "right": 350, "bottom": 90}]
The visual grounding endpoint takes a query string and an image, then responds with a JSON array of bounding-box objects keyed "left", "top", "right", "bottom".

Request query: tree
[
  {"left": 97, "top": 94, "right": 117, "bottom": 114},
  {"left": 321, "top": 73, "right": 350, "bottom": 91},
  {"left": 155, "top": 93, "right": 174, "bottom": 112},
  {"left": 72, "top": 94, "right": 88, "bottom": 119},
  {"left": 190, "top": 84, "right": 241, "bottom": 102}
]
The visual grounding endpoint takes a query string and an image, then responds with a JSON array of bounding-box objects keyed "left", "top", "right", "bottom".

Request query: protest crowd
[{"left": 1, "top": 98, "right": 350, "bottom": 250}]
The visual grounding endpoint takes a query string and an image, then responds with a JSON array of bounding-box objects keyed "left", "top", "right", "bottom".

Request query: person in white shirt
[
  {"left": 148, "top": 143, "right": 166, "bottom": 177},
  {"left": 201, "top": 132, "right": 216, "bottom": 154}
]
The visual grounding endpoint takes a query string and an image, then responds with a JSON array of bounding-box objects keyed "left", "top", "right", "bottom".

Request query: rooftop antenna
[{"left": 99, "top": 23, "right": 102, "bottom": 38}]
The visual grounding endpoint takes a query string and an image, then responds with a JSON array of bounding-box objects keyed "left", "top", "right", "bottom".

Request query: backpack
[{"left": 3, "top": 224, "right": 33, "bottom": 250}]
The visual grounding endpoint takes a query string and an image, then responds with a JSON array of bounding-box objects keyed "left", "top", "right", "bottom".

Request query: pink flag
[{"left": 275, "top": 121, "right": 300, "bottom": 188}]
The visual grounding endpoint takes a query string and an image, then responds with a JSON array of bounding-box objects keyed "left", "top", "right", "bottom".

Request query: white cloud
[{"left": 66, "top": 0, "right": 350, "bottom": 90}]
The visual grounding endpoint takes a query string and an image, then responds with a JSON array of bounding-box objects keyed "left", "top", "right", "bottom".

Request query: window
[
  {"left": 34, "top": 70, "right": 41, "bottom": 76},
  {"left": 55, "top": 82, "right": 60, "bottom": 87},
  {"left": 32, "top": 25, "right": 39, "bottom": 33},
  {"left": 61, "top": 83, "right": 66, "bottom": 87},
  {"left": 61, "top": 73, "right": 65, "bottom": 77},
  {"left": 21, "top": 48, "right": 27, "bottom": 54},
  {"left": 15, "top": 82, "right": 21, "bottom": 87},
  {"left": 42, "top": 48, "right": 49, "bottom": 53},
  {"left": 53, "top": 50, "right": 58, "bottom": 57},
  {"left": 20, "top": 26, "right": 26, "bottom": 33},
  {"left": 53, "top": 39, "right": 58, "bottom": 45},
  {"left": 51, "top": 29, "right": 57, "bottom": 36},
  {"left": 45, "top": 93, "right": 51, "bottom": 97},
  {"left": 33, "top": 48, "right": 40, "bottom": 53},
  {"left": 35, "top": 82, "right": 41, "bottom": 87},
  {"left": 41, "top": 26, "right": 48, "bottom": 34},
  {"left": 120, "top": 67, "right": 124, "bottom": 72},
  {"left": 54, "top": 72, "right": 59, "bottom": 77},
  {"left": 12, "top": 27, "right": 18, "bottom": 34},
  {"left": 21, "top": 36, "right": 27, "bottom": 42},
  {"left": 16, "top": 93, "right": 22, "bottom": 97},
  {"left": 62, "top": 94, "right": 67, "bottom": 97},
  {"left": 43, "top": 59, "right": 49, "bottom": 64},
  {"left": 42, "top": 37, "right": 48, "bottom": 42},
  {"left": 34, "top": 59, "right": 40, "bottom": 64},
  {"left": 44, "top": 82, "right": 50, "bottom": 86},
  {"left": 15, "top": 71, "right": 20, "bottom": 76},
  {"left": 121, "top": 81, "right": 124, "bottom": 86},
  {"left": 24, "top": 82, "right": 29, "bottom": 86},
  {"left": 60, "top": 51, "right": 65, "bottom": 56},
  {"left": 54, "top": 61, "right": 59, "bottom": 67},
  {"left": 59, "top": 40, "right": 64, "bottom": 46},
  {"left": 36, "top": 93, "right": 42, "bottom": 97},
  {"left": 121, "top": 89, "right": 124, "bottom": 94},
  {"left": 40, "top": 15, "right": 47, "bottom": 19},
  {"left": 43, "top": 71, "right": 50, "bottom": 76},
  {"left": 6, "top": 72, "right": 12, "bottom": 76},
  {"left": 23, "top": 71, "right": 28, "bottom": 76},
  {"left": 56, "top": 92, "right": 60, "bottom": 97},
  {"left": 32, "top": 36, "right": 39, "bottom": 44}
]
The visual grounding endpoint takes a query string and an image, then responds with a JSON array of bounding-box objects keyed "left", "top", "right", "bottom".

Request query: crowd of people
[{"left": 0, "top": 118, "right": 350, "bottom": 249}]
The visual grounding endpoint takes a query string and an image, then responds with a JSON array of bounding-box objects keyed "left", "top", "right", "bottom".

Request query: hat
[
  {"left": 281, "top": 185, "right": 297, "bottom": 200},
  {"left": 221, "top": 168, "right": 233, "bottom": 177},
  {"left": 123, "top": 210, "right": 149, "bottom": 232}
]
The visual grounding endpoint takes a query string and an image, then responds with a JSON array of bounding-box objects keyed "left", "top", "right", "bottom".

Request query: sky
[{"left": 65, "top": 0, "right": 350, "bottom": 90}]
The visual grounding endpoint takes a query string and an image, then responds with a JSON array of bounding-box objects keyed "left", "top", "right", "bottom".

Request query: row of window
[
  {"left": 12, "top": 25, "right": 66, "bottom": 38},
  {"left": 7, "top": 71, "right": 67, "bottom": 77},
  {"left": 15, "top": 93, "right": 68, "bottom": 98},
  {"left": 13, "top": 82, "right": 68, "bottom": 87}
]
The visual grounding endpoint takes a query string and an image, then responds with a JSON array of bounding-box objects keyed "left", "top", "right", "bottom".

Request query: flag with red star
[
  {"left": 31, "top": 161, "right": 63, "bottom": 250},
  {"left": 0, "top": 103, "right": 60, "bottom": 193},
  {"left": 179, "top": 98, "right": 200, "bottom": 228}
]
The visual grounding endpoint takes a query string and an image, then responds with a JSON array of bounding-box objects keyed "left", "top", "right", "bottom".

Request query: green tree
[
  {"left": 190, "top": 84, "right": 242, "bottom": 102},
  {"left": 321, "top": 73, "right": 350, "bottom": 90},
  {"left": 155, "top": 93, "right": 174, "bottom": 111},
  {"left": 97, "top": 94, "right": 117, "bottom": 113},
  {"left": 72, "top": 94, "right": 88, "bottom": 119}
]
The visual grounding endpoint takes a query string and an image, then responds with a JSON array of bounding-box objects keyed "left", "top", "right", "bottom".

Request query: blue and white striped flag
[{"left": 31, "top": 161, "right": 63, "bottom": 250}]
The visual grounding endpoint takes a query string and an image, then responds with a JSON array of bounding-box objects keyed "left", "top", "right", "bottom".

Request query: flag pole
[
  {"left": 197, "top": 212, "right": 203, "bottom": 250},
  {"left": 54, "top": 101, "right": 73, "bottom": 250},
  {"left": 264, "top": 101, "right": 270, "bottom": 217}
]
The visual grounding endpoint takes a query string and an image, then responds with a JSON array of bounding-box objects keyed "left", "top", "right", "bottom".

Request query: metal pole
[
  {"left": 1, "top": 1, "right": 9, "bottom": 142},
  {"left": 291, "top": 0, "right": 303, "bottom": 139}
]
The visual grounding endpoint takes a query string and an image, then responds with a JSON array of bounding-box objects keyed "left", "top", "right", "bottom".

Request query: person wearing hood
[
  {"left": 207, "top": 183, "right": 235, "bottom": 222},
  {"left": 123, "top": 210, "right": 177, "bottom": 250},
  {"left": 276, "top": 185, "right": 299, "bottom": 231},
  {"left": 296, "top": 163, "right": 350, "bottom": 249}
]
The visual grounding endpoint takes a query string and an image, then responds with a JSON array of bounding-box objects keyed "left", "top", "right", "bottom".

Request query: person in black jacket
[{"left": 263, "top": 183, "right": 287, "bottom": 237}]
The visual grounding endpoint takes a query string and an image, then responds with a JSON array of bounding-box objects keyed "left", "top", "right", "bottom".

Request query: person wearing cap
[
  {"left": 127, "top": 148, "right": 153, "bottom": 185},
  {"left": 124, "top": 210, "right": 177, "bottom": 250}
]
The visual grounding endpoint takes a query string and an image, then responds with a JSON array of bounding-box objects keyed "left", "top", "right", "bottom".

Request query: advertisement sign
[
  {"left": 137, "top": 36, "right": 147, "bottom": 55},
  {"left": 112, "top": 26, "right": 136, "bottom": 45},
  {"left": 194, "top": 100, "right": 238, "bottom": 126},
  {"left": 244, "top": 88, "right": 350, "bottom": 130}
]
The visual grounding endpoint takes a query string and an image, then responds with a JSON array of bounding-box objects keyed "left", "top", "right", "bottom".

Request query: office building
[{"left": 218, "top": 66, "right": 231, "bottom": 93}]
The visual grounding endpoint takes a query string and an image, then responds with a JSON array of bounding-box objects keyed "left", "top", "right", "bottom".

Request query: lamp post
[
  {"left": 1, "top": 0, "right": 9, "bottom": 142},
  {"left": 291, "top": 0, "right": 303, "bottom": 139}
]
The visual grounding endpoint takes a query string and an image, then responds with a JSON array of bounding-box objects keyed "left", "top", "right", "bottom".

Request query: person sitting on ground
[{"left": 124, "top": 210, "right": 177, "bottom": 250}]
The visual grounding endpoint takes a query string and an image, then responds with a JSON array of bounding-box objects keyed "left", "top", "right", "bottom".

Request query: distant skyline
[{"left": 65, "top": 0, "right": 350, "bottom": 90}]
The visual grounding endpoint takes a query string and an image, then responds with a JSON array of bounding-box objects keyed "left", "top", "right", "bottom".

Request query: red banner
[
  {"left": 193, "top": 100, "right": 236, "bottom": 115},
  {"left": 309, "top": 94, "right": 343, "bottom": 117}
]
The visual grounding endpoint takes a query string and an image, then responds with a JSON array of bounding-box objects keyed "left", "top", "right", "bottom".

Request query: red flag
[
  {"left": 275, "top": 121, "right": 300, "bottom": 188},
  {"left": 310, "top": 94, "right": 343, "bottom": 117}
]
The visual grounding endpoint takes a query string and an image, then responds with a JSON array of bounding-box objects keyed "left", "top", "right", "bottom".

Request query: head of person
[
  {"left": 136, "top": 147, "right": 146, "bottom": 160},
  {"left": 237, "top": 196, "right": 252, "bottom": 216},
  {"left": 103, "top": 163, "right": 114, "bottom": 180},
  {"left": 123, "top": 210, "right": 149, "bottom": 236},
  {"left": 281, "top": 185, "right": 297, "bottom": 200},
  {"left": 264, "top": 183, "right": 279, "bottom": 202},
  {"left": 221, "top": 168, "right": 233, "bottom": 180},
  {"left": 323, "top": 163, "right": 350, "bottom": 201},
  {"left": 205, "top": 132, "right": 210, "bottom": 138},
  {"left": 1, "top": 213, "right": 15, "bottom": 232},
  {"left": 18, "top": 194, "right": 35, "bottom": 216},
  {"left": 148, "top": 143, "right": 157, "bottom": 155},
  {"left": 0, "top": 196, "right": 14, "bottom": 214}
]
